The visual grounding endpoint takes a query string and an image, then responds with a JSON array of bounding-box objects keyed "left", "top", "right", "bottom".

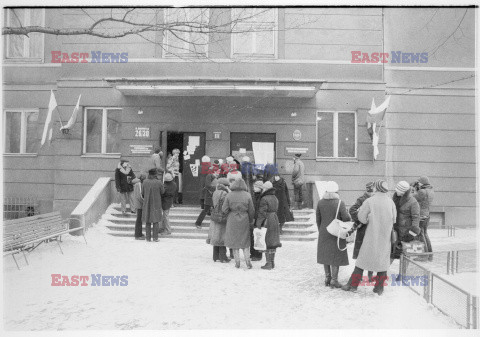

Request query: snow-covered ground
[{"left": 3, "top": 216, "right": 476, "bottom": 330}]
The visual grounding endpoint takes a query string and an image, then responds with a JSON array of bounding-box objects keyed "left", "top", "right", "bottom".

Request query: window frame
[
  {"left": 83, "top": 107, "right": 122, "bottom": 155},
  {"left": 163, "top": 8, "right": 210, "bottom": 58},
  {"left": 3, "top": 109, "right": 39, "bottom": 154},
  {"left": 230, "top": 8, "right": 278, "bottom": 59},
  {"left": 316, "top": 110, "right": 357, "bottom": 160},
  {"left": 5, "top": 8, "right": 45, "bottom": 62}
]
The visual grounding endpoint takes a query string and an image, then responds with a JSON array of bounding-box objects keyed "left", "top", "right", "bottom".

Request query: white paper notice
[
  {"left": 239, "top": 148, "right": 247, "bottom": 154},
  {"left": 187, "top": 145, "right": 196, "bottom": 154},
  {"left": 184, "top": 154, "right": 191, "bottom": 161},
  {"left": 252, "top": 142, "right": 274, "bottom": 166},
  {"left": 183, "top": 150, "right": 188, "bottom": 156},
  {"left": 195, "top": 159, "right": 200, "bottom": 166},
  {"left": 189, "top": 136, "right": 200, "bottom": 147},
  {"left": 190, "top": 164, "right": 199, "bottom": 177}
]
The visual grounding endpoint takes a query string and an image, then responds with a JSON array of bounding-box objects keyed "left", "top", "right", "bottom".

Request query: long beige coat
[{"left": 356, "top": 192, "right": 397, "bottom": 272}]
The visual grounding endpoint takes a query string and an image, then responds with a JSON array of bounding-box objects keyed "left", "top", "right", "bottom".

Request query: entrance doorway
[{"left": 166, "top": 132, "right": 206, "bottom": 205}]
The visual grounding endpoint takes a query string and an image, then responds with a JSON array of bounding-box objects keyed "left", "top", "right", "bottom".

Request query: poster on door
[{"left": 252, "top": 142, "right": 275, "bottom": 166}]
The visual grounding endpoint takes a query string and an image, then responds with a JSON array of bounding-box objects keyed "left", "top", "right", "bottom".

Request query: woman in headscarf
[
  {"left": 271, "top": 173, "right": 291, "bottom": 234},
  {"left": 316, "top": 181, "right": 351, "bottom": 288},
  {"left": 255, "top": 181, "right": 282, "bottom": 270}
]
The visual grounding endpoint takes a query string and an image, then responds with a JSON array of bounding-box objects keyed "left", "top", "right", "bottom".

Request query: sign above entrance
[
  {"left": 130, "top": 144, "right": 153, "bottom": 155},
  {"left": 285, "top": 147, "right": 309, "bottom": 157},
  {"left": 134, "top": 127, "right": 150, "bottom": 138}
]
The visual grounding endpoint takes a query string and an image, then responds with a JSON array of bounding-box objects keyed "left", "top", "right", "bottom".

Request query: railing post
[
  {"left": 424, "top": 270, "right": 431, "bottom": 303},
  {"left": 467, "top": 294, "right": 471, "bottom": 329},
  {"left": 472, "top": 296, "right": 478, "bottom": 329},
  {"left": 447, "top": 251, "right": 450, "bottom": 275},
  {"left": 456, "top": 250, "right": 459, "bottom": 274}
]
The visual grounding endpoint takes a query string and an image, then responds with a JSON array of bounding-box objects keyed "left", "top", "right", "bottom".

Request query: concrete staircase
[{"left": 102, "top": 205, "right": 318, "bottom": 241}]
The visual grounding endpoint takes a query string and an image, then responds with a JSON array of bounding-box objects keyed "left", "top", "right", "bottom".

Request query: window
[
  {"left": 231, "top": 8, "right": 277, "bottom": 58},
  {"left": 316, "top": 111, "right": 357, "bottom": 159},
  {"left": 83, "top": 108, "right": 121, "bottom": 154},
  {"left": 4, "top": 110, "right": 39, "bottom": 154},
  {"left": 164, "top": 8, "right": 209, "bottom": 57},
  {"left": 5, "top": 8, "right": 45, "bottom": 60}
]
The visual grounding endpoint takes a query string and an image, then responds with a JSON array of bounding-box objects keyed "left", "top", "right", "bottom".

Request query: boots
[
  {"left": 330, "top": 266, "right": 343, "bottom": 288},
  {"left": 323, "top": 265, "right": 332, "bottom": 286},
  {"left": 261, "top": 250, "right": 274, "bottom": 270},
  {"left": 246, "top": 258, "right": 253, "bottom": 269},
  {"left": 271, "top": 251, "right": 276, "bottom": 269},
  {"left": 233, "top": 249, "right": 241, "bottom": 268},
  {"left": 341, "top": 276, "right": 357, "bottom": 292}
]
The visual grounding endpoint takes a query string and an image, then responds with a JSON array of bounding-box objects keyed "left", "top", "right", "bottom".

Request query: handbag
[
  {"left": 326, "top": 199, "right": 354, "bottom": 251},
  {"left": 210, "top": 192, "right": 228, "bottom": 225},
  {"left": 253, "top": 227, "right": 267, "bottom": 251}
]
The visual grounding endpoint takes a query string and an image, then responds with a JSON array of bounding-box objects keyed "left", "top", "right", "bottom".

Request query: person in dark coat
[
  {"left": 348, "top": 182, "right": 374, "bottom": 281},
  {"left": 255, "top": 181, "right": 282, "bottom": 270},
  {"left": 131, "top": 173, "right": 146, "bottom": 240},
  {"left": 240, "top": 156, "right": 256, "bottom": 200},
  {"left": 222, "top": 178, "right": 255, "bottom": 269},
  {"left": 271, "top": 173, "right": 291, "bottom": 234},
  {"left": 391, "top": 181, "right": 421, "bottom": 260},
  {"left": 207, "top": 178, "right": 231, "bottom": 263},
  {"left": 291, "top": 154, "right": 306, "bottom": 209},
  {"left": 195, "top": 156, "right": 214, "bottom": 229},
  {"left": 160, "top": 173, "right": 177, "bottom": 235},
  {"left": 250, "top": 180, "right": 264, "bottom": 261},
  {"left": 115, "top": 159, "right": 136, "bottom": 214},
  {"left": 142, "top": 168, "right": 165, "bottom": 242},
  {"left": 413, "top": 176, "right": 434, "bottom": 261},
  {"left": 316, "top": 181, "right": 351, "bottom": 288}
]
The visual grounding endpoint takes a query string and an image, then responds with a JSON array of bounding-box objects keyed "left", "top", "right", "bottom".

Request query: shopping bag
[{"left": 253, "top": 227, "right": 267, "bottom": 251}]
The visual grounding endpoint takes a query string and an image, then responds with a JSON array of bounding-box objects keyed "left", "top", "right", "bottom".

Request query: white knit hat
[
  {"left": 227, "top": 171, "right": 242, "bottom": 181},
  {"left": 262, "top": 181, "right": 273, "bottom": 191},
  {"left": 201, "top": 155, "right": 211, "bottom": 163},
  {"left": 395, "top": 181, "right": 410, "bottom": 194},
  {"left": 226, "top": 156, "right": 234, "bottom": 163},
  {"left": 325, "top": 181, "right": 339, "bottom": 193},
  {"left": 242, "top": 156, "right": 250, "bottom": 162}
]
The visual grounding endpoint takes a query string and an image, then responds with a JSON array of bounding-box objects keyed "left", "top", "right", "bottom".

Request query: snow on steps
[{"left": 102, "top": 204, "right": 318, "bottom": 241}]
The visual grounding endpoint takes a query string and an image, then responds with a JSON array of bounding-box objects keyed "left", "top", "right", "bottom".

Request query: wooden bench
[{"left": 3, "top": 211, "right": 86, "bottom": 269}]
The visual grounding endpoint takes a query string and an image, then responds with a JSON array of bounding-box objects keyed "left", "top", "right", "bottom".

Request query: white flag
[
  {"left": 41, "top": 90, "right": 57, "bottom": 146},
  {"left": 60, "top": 94, "right": 81, "bottom": 130}
]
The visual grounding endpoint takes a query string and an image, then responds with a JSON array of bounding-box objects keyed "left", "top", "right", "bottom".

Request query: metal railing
[
  {"left": 3, "top": 197, "right": 39, "bottom": 220},
  {"left": 400, "top": 250, "right": 478, "bottom": 329}
]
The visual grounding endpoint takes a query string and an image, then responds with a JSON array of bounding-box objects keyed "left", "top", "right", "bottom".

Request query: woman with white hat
[
  {"left": 316, "top": 181, "right": 351, "bottom": 288},
  {"left": 255, "top": 181, "right": 282, "bottom": 270}
]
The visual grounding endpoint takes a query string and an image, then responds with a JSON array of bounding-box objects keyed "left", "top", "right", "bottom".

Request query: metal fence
[
  {"left": 400, "top": 251, "right": 478, "bottom": 329},
  {"left": 3, "top": 197, "right": 39, "bottom": 220}
]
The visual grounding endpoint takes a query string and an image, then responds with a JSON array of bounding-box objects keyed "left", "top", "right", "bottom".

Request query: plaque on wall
[
  {"left": 130, "top": 144, "right": 153, "bottom": 154},
  {"left": 285, "top": 147, "right": 309, "bottom": 157},
  {"left": 134, "top": 127, "right": 151, "bottom": 138}
]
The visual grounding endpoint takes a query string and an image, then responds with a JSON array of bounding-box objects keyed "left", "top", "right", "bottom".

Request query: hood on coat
[
  {"left": 216, "top": 184, "right": 229, "bottom": 193},
  {"left": 323, "top": 192, "right": 339, "bottom": 200},
  {"left": 261, "top": 188, "right": 277, "bottom": 198},
  {"left": 229, "top": 178, "right": 248, "bottom": 191},
  {"left": 399, "top": 189, "right": 413, "bottom": 206}
]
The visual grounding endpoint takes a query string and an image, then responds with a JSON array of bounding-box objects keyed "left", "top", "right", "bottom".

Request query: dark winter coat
[
  {"left": 392, "top": 190, "right": 421, "bottom": 242},
  {"left": 316, "top": 192, "right": 351, "bottom": 266},
  {"left": 241, "top": 161, "right": 256, "bottom": 200},
  {"left": 272, "top": 177, "right": 291, "bottom": 224},
  {"left": 222, "top": 179, "right": 255, "bottom": 249},
  {"left": 161, "top": 180, "right": 177, "bottom": 210},
  {"left": 142, "top": 176, "right": 165, "bottom": 223},
  {"left": 349, "top": 191, "right": 373, "bottom": 259},
  {"left": 255, "top": 188, "right": 282, "bottom": 249},
  {"left": 413, "top": 185, "right": 434, "bottom": 219},
  {"left": 253, "top": 191, "right": 263, "bottom": 220},
  {"left": 203, "top": 174, "right": 217, "bottom": 207},
  {"left": 208, "top": 184, "right": 229, "bottom": 246},
  {"left": 198, "top": 164, "right": 209, "bottom": 200},
  {"left": 292, "top": 158, "right": 305, "bottom": 187},
  {"left": 115, "top": 164, "right": 135, "bottom": 193}
]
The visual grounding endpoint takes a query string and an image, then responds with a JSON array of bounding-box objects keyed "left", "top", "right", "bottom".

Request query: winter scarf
[{"left": 118, "top": 162, "right": 132, "bottom": 175}]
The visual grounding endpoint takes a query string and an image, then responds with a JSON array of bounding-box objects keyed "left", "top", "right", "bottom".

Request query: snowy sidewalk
[{"left": 3, "top": 223, "right": 469, "bottom": 330}]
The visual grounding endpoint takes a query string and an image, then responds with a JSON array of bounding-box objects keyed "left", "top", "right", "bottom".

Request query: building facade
[{"left": 3, "top": 7, "right": 476, "bottom": 226}]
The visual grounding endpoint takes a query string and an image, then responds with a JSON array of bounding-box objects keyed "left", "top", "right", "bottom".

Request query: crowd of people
[
  {"left": 114, "top": 149, "right": 435, "bottom": 290},
  {"left": 316, "top": 177, "right": 434, "bottom": 296}
]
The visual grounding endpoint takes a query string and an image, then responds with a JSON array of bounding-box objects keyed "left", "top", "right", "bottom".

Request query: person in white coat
[{"left": 341, "top": 180, "right": 397, "bottom": 295}]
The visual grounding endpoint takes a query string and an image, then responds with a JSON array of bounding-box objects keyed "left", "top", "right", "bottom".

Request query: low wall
[{"left": 69, "top": 177, "right": 113, "bottom": 235}]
